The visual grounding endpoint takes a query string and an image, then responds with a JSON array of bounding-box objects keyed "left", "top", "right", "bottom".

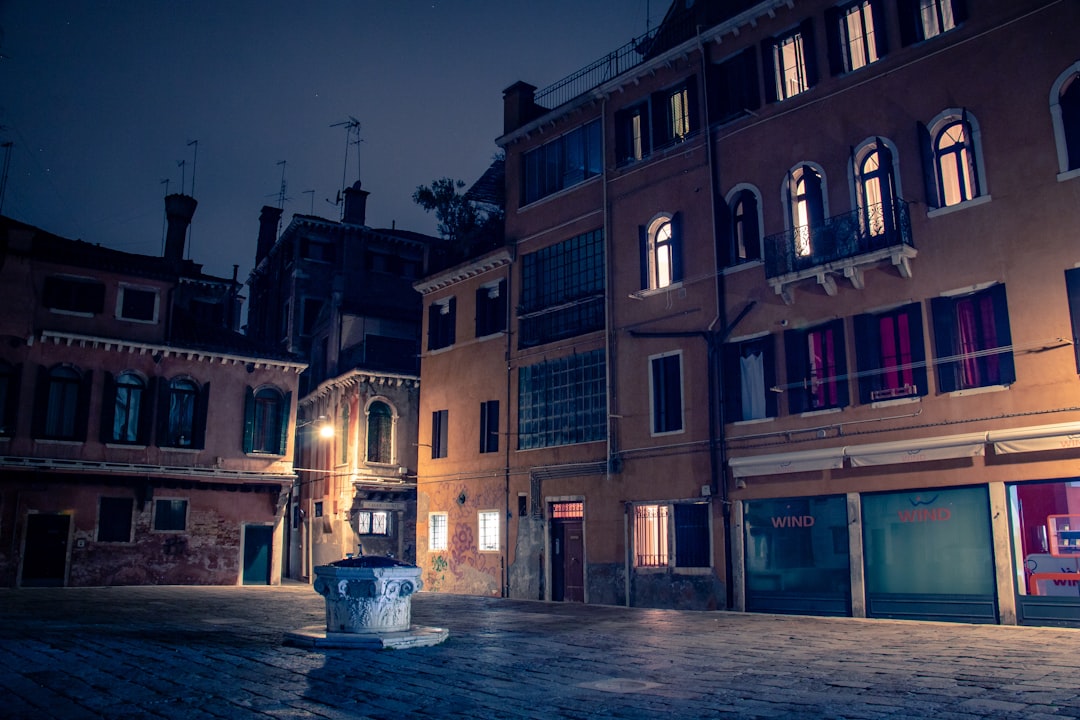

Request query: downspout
[{"left": 503, "top": 268, "right": 513, "bottom": 598}]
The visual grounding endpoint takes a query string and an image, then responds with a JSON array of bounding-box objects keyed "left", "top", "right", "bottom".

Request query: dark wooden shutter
[
  {"left": 1067, "top": 269, "right": 1080, "bottom": 371},
  {"left": 800, "top": 18, "right": 818, "bottom": 88},
  {"left": 906, "top": 304, "right": 929, "bottom": 398},
  {"left": 951, "top": 0, "right": 968, "bottom": 25},
  {"left": 639, "top": 225, "right": 649, "bottom": 290},
  {"left": 803, "top": 166, "right": 825, "bottom": 230},
  {"left": 869, "top": 0, "right": 889, "bottom": 55},
  {"left": 155, "top": 378, "right": 170, "bottom": 446},
  {"left": 242, "top": 385, "right": 255, "bottom": 454},
  {"left": 961, "top": 108, "right": 980, "bottom": 197},
  {"left": 73, "top": 370, "right": 92, "bottom": 441},
  {"left": 739, "top": 47, "right": 761, "bottom": 113},
  {"left": 278, "top": 391, "right": 292, "bottom": 455},
  {"left": 137, "top": 376, "right": 157, "bottom": 446},
  {"left": 31, "top": 365, "right": 49, "bottom": 438},
  {"left": 897, "top": 0, "right": 919, "bottom": 46},
  {"left": 100, "top": 371, "right": 117, "bottom": 444},
  {"left": 784, "top": 328, "right": 808, "bottom": 414},
  {"left": 670, "top": 212, "right": 684, "bottom": 284},
  {"left": 853, "top": 313, "right": 881, "bottom": 404},
  {"left": 721, "top": 343, "right": 743, "bottom": 422},
  {"left": 989, "top": 284, "right": 1015, "bottom": 385},
  {"left": 193, "top": 382, "right": 210, "bottom": 450},
  {"left": 829, "top": 319, "right": 850, "bottom": 409},
  {"left": 3, "top": 363, "right": 21, "bottom": 437},
  {"left": 916, "top": 121, "right": 939, "bottom": 207},
  {"left": 930, "top": 296, "right": 959, "bottom": 393},
  {"left": 824, "top": 6, "right": 844, "bottom": 76},
  {"left": 761, "top": 38, "right": 778, "bottom": 103},
  {"left": 685, "top": 76, "right": 700, "bottom": 134},
  {"left": 762, "top": 336, "right": 778, "bottom": 418}
]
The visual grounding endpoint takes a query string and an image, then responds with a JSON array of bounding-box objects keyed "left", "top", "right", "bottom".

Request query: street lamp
[{"left": 294, "top": 414, "right": 335, "bottom": 583}]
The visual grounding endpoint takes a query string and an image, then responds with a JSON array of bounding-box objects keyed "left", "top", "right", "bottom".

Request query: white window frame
[
  {"left": 478, "top": 510, "right": 499, "bottom": 552},
  {"left": 429, "top": 512, "right": 448, "bottom": 551},
  {"left": 116, "top": 283, "right": 160, "bottom": 324}
]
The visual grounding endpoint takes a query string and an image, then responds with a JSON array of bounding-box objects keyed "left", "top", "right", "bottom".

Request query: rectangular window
[
  {"left": 1066, "top": 268, "right": 1080, "bottom": 372},
  {"left": 615, "top": 103, "right": 649, "bottom": 164},
  {"left": 650, "top": 79, "right": 697, "bottom": 149},
  {"left": 828, "top": 1, "right": 882, "bottom": 74},
  {"left": 357, "top": 511, "right": 390, "bottom": 536},
  {"left": 98, "top": 497, "right": 134, "bottom": 543},
  {"left": 42, "top": 276, "right": 105, "bottom": 314},
  {"left": 431, "top": 409, "right": 448, "bottom": 459},
  {"left": 479, "top": 400, "right": 499, "bottom": 454},
  {"left": 478, "top": 510, "right": 499, "bottom": 552},
  {"left": 153, "top": 498, "right": 188, "bottom": 532},
  {"left": 854, "top": 303, "right": 927, "bottom": 404},
  {"left": 724, "top": 336, "right": 777, "bottom": 422},
  {"left": 674, "top": 503, "right": 710, "bottom": 568},
  {"left": 300, "top": 237, "right": 336, "bottom": 263},
  {"left": 899, "top": 0, "right": 963, "bottom": 45},
  {"left": 650, "top": 352, "right": 684, "bottom": 435},
  {"left": 429, "top": 512, "right": 448, "bottom": 551},
  {"left": 523, "top": 119, "right": 602, "bottom": 205},
  {"left": 300, "top": 298, "right": 324, "bottom": 337},
  {"left": 519, "top": 229, "right": 604, "bottom": 348},
  {"left": 785, "top": 319, "right": 849, "bottom": 413},
  {"left": 931, "top": 284, "right": 1015, "bottom": 392},
  {"left": 634, "top": 503, "right": 710, "bottom": 568},
  {"left": 117, "top": 286, "right": 158, "bottom": 322},
  {"left": 475, "top": 280, "right": 507, "bottom": 337},
  {"left": 710, "top": 48, "right": 760, "bottom": 124},
  {"left": 634, "top": 504, "right": 669, "bottom": 567},
  {"left": 764, "top": 20, "right": 817, "bottom": 103},
  {"left": 518, "top": 350, "right": 606, "bottom": 450},
  {"left": 428, "top": 298, "right": 457, "bottom": 350}
]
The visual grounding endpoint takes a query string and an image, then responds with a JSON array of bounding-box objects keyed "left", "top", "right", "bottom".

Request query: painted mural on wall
[{"left": 421, "top": 483, "right": 502, "bottom": 596}]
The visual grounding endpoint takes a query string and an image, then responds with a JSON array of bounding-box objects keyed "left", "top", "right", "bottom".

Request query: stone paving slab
[{"left": 1, "top": 584, "right": 1078, "bottom": 719}]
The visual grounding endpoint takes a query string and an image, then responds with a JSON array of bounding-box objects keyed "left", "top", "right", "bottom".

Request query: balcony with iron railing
[{"left": 763, "top": 200, "right": 916, "bottom": 303}]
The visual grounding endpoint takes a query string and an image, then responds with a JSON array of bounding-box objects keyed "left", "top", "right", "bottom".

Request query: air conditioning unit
[{"left": 871, "top": 384, "right": 917, "bottom": 401}]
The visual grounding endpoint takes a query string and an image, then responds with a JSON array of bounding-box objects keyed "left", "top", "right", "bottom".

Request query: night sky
[{"left": 0, "top": 1, "right": 652, "bottom": 281}]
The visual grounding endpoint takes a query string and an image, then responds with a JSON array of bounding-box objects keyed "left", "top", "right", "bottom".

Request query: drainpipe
[{"left": 503, "top": 268, "right": 513, "bottom": 598}]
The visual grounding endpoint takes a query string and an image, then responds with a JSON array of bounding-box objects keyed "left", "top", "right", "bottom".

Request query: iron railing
[{"left": 763, "top": 200, "right": 914, "bottom": 280}]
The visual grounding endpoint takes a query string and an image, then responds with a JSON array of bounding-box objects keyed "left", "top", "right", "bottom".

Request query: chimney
[
  {"left": 503, "top": 81, "right": 539, "bottom": 135},
  {"left": 163, "top": 193, "right": 198, "bottom": 268},
  {"left": 342, "top": 180, "right": 369, "bottom": 226},
  {"left": 256, "top": 205, "right": 283, "bottom": 265}
]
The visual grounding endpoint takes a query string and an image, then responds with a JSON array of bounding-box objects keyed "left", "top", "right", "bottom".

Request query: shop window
[
  {"left": 919, "top": 110, "right": 984, "bottom": 209},
  {"left": 357, "top": 511, "right": 390, "bottom": 536},
  {"left": 97, "top": 497, "right": 134, "bottom": 543},
  {"left": 1009, "top": 481, "right": 1080, "bottom": 600},
  {"left": 479, "top": 400, "right": 499, "bottom": 454},
  {"left": 615, "top": 102, "right": 649, "bottom": 165},
  {"left": 475, "top": 280, "right": 507, "bottom": 338},
  {"left": 930, "top": 283, "right": 1015, "bottom": 392},
  {"left": 429, "top": 512, "right": 448, "bottom": 551},
  {"left": 0, "top": 361, "right": 21, "bottom": 438},
  {"left": 785, "top": 319, "right": 849, "bottom": 413},
  {"left": 723, "top": 336, "right": 777, "bottom": 422},
  {"left": 431, "top": 409, "right": 448, "bottom": 459},
  {"left": 102, "top": 371, "right": 151, "bottom": 445},
  {"left": 367, "top": 401, "right": 393, "bottom": 464},
  {"left": 650, "top": 351, "right": 683, "bottom": 435},
  {"left": 117, "top": 285, "right": 158, "bottom": 322},
  {"left": 709, "top": 47, "right": 760, "bottom": 124},
  {"left": 898, "top": 0, "right": 966, "bottom": 45},
  {"left": 633, "top": 502, "right": 710, "bottom": 568},
  {"left": 517, "top": 350, "right": 606, "bottom": 450},
  {"left": 42, "top": 275, "right": 105, "bottom": 315},
  {"left": 854, "top": 303, "right": 928, "bottom": 403},
  {"left": 243, "top": 385, "right": 289, "bottom": 455},
  {"left": 826, "top": 0, "right": 885, "bottom": 75},
  {"left": 33, "top": 365, "right": 91, "bottom": 441},
  {"left": 640, "top": 214, "right": 683, "bottom": 291},
  {"left": 153, "top": 498, "right": 188, "bottom": 532},
  {"left": 478, "top": 510, "right": 499, "bottom": 552},
  {"left": 763, "top": 20, "right": 817, "bottom": 102},
  {"left": 428, "top": 298, "right": 456, "bottom": 350}
]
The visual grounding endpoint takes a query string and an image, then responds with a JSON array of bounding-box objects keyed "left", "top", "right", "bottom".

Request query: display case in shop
[{"left": 1048, "top": 515, "right": 1080, "bottom": 556}]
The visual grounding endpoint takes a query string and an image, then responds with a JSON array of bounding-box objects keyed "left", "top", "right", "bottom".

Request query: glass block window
[
  {"left": 518, "top": 349, "right": 606, "bottom": 450},
  {"left": 519, "top": 229, "right": 604, "bottom": 348}
]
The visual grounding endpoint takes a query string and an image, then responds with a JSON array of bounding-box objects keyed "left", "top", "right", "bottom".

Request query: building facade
[
  {"left": 247, "top": 183, "right": 440, "bottom": 577},
  {"left": 415, "top": 0, "right": 1080, "bottom": 626},
  {"left": 0, "top": 196, "right": 304, "bottom": 587}
]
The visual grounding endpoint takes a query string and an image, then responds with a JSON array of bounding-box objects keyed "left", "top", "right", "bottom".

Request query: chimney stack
[
  {"left": 256, "top": 205, "right": 283, "bottom": 265},
  {"left": 503, "top": 81, "right": 540, "bottom": 135},
  {"left": 342, "top": 181, "right": 369, "bottom": 226},
  {"left": 164, "top": 193, "right": 198, "bottom": 268}
]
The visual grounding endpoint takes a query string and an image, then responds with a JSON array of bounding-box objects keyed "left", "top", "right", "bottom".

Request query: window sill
[
  {"left": 722, "top": 260, "right": 763, "bottom": 276},
  {"left": 105, "top": 443, "right": 148, "bottom": 450},
  {"left": 870, "top": 396, "right": 922, "bottom": 410},
  {"left": 1057, "top": 168, "right": 1080, "bottom": 183},
  {"left": 33, "top": 438, "right": 85, "bottom": 446},
  {"left": 475, "top": 330, "right": 507, "bottom": 342},
  {"left": 160, "top": 447, "right": 200, "bottom": 454},
  {"left": 650, "top": 427, "right": 686, "bottom": 438},
  {"left": 926, "top": 194, "right": 991, "bottom": 218},
  {"left": 948, "top": 384, "right": 1010, "bottom": 398},
  {"left": 732, "top": 416, "right": 775, "bottom": 427},
  {"left": 246, "top": 452, "right": 285, "bottom": 458},
  {"left": 799, "top": 407, "right": 843, "bottom": 419},
  {"left": 630, "top": 282, "right": 684, "bottom": 300}
]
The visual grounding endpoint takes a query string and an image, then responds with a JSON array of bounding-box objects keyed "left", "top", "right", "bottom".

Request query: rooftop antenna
[
  {"left": 302, "top": 189, "right": 315, "bottom": 215},
  {"left": 177, "top": 159, "right": 186, "bottom": 196},
  {"left": 330, "top": 115, "right": 362, "bottom": 199},
  {"left": 276, "top": 160, "right": 288, "bottom": 209},
  {"left": 0, "top": 141, "right": 12, "bottom": 215},
  {"left": 159, "top": 178, "right": 170, "bottom": 254},
  {"left": 186, "top": 139, "right": 198, "bottom": 258}
]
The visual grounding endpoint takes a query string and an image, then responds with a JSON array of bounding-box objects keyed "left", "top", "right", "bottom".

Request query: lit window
[
  {"left": 785, "top": 319, "right": 849, "bottom": 413},
  {"left": 478, "top": 510, "right": 499, "bottom": 552},
  {"left": 788, "top": 165, "right": 825, "bottom": 257},
  {"left": 920, "top": 110, "right": 984, "bottom": 209},
  {"left": 358, "top": 511, "right": 390, "bottom": 536},
  {"left": 634, "top": 504, "right": 669, "bottom": 567},
  {"left": 642, "top": 215, "right": 682, "bottom": 291},
  {"left": 854, "top": 303, "right": 928, "bottom": 403},
  {"left": 840, "top": 1, "right": 879, "bottom": 72},
  {"left": 918, "top": 0, "right": 955, "bottom": 39},
  {"left": 855, "top": 140, "right": 898, "bottom": 239},
  {"left": 931, "top": 284, "right": 1015, "bottom": 392},
  {"left": 616, "top": 103, "right": 648, "bottom": 164},
  {"left": 367, "top": 401, "right": 393, "bottom": 464},
  {"left": 429, "top": 513, "right": 448, "bottom": 551},
  {"left": 668, "top": 86, "right": 690, "bottom": 141}
]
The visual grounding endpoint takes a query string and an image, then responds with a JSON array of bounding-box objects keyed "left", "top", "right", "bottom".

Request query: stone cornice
[{"left": 413, "top": 248, "right": 513, "bottom": 295}]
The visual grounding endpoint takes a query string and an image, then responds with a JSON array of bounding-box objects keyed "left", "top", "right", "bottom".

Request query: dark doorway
[
  {"left": 22, "top": 513, "right": 70, "bottom": 587},
  {"left": 242, "top": 525, "right": 274, "bottom": 585},
  {"left": 551, "top": 501, "right": 584, "bottom": 602}
]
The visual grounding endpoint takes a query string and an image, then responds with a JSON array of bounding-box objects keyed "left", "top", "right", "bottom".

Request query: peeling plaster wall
[
  {"left": 631, "top": 571, "right": 725, "bottom": 611},
  {"left": 508, "top": 515, "right": 545, "bottom": 600},
  {"left": 586, "top": 563, "right": 626, "bottom": 606}
]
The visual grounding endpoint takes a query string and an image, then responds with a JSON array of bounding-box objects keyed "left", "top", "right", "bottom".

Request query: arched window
[
  {"left": 727, "top": 187, "right": 761, "bottom": 264},
  {"left": 920, "top": 110, "right": 984, "bottom": 209},
  {"left": 366, "top": 401, "right": 393, "bottom": 464},
  {"left": 854, "top": 139, "right": 898, "bottom": 241},
  {"left": 243, "top": 385, "right": 289, "bottom": 455},
  {"left": 640, "top": 213, "right": 683, "bottom": 290},
  {"left": 110, "top": 372, "right": 145, "bottom": 444},
  {"left": 651, "top": 218, "right": 675, "bottom": 289},
  {"left": 787, "top": 165, "right": 825, "bottom": 257},
  {"left": 1050, "top": 64, "right": 1080, "bottom": 174},
  {"left": 167, "top": 379, "right": 198, "bottom": 448}
]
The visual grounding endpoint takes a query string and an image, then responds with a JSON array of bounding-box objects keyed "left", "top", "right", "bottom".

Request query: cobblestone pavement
[{"left": 1, "top": 584, "right": 1079, "bottom": 719}]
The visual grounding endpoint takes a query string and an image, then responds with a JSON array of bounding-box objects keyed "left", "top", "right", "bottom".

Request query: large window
[
  {"left": 727, "top": 187, "right": 762, "bottom": 265},
  {"left": 931, "top": 283, "right": 1015, "bottom": 392},
  {"left": 854, "top": 303, "right": 928, "bottom": 404},
  {"left": 475, "top": 280, "right": 507, "bottom": 338},
  {"left": 243, "top": 386, "right": 289, "bottom": 455},
  {"left": 710, "top": 47, "right": 760, "bottom": 124},
  {"left": 431, "top": 409, "right": 448, "bottom": 459},
  {"left": 97, "top": 497, "right": 134, "bottom": 543},
  {"left": 787, "top": 165, "right": 826, "bottom": 257},
  {"left": 102, "top": 371, "right": 150, "bottom": 445},
  {"left": 827, "top": 1, "right": 884, "bottom": 75},
  {"left": 429, "top": 513, "right": 448, "bottom": 551},
  {"left": 428, "top": 297, "right": 456, "bottom": 351},
  {"left": 785, "top": 319, "right": 849, "bottom": 413},
  {"left": 479, "top": 400, "right": 499, "bottom": 454},
  {"left": 920, "top": 110, "right": 984, "bottom": 209},
  {"left": 519, "top": 229, "right": 604, "bottom": 348},
  {"left": 522, "top": 119, "right": 602, "bottom": 205},
  {"left": 159, "top": 377, "right": 208, "bottom": 449},
  {"left": 478, "top": 510, "right": 499, "bottom": 552},
  {"left": 640, "top": 214, "right": 682, "bottom": 291},
  {"left": 0, "top": 361, "right": 21, "bottom": 438},
  {"left": 633, "top": 502, "right": 710, "bottom": 568},
  {"left": 367, "top": 401, "right": 393, "bottom": 464},
  {"left": 33, "top": 365, "right": 90, "bottom": 441},
  {"left": 723, "top": 335, "right": 778, "bottom": 422},
  {"left": 650, "top": 351, "right": 683, "bottom": 435},
  {"left": 764, "top": 21, "right": 817, "bottom": 102},
  {"left": 42, "top": 275, "right": 105, "bottom": 315},
  {"left": 898, "top": 0, "right": 965, "bottom": 45},
  {"left": 518, "top": 349, "right": 606, "bottom": 450},
  {"left": 855, "top": 139, "right": 898, "bottom": 240}
]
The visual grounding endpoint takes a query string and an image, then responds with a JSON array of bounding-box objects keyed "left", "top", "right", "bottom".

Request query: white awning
[
  {"left": 988, "top": 421, "right": 1080, "bottom": 454},
  {"left": 729, "top": 446, "right": 845, "bottom": 478},
  {"left": 845, "top": 432, "right": 987, "bottom": 467}
]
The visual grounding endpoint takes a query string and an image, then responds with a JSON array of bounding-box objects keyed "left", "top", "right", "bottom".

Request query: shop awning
[
  {"left": 987, "top": 421, "right": 1080, "bottom": 454},
  {"left": 729, "top": 446, "right": 846, "bottom": 478},
  {"left": 845, "top": 432, "right": 987, "bottom": 467}
]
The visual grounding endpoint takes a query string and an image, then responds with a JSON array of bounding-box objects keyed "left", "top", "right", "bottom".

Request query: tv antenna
[
  {"left": 330, "top": 115, "right": 363, "bottom": 194},
  {"left": 276, "top": 160, "right": 288, "bottom": 209},
  {"left": 302, "top": 189, "right": 315, "bottom": 215},
  {"left": 187, "top": 139, "right": 198, "bottom": 196},
  {"left": 0, "top": 141, "right": 13, "bottom": 215}
]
